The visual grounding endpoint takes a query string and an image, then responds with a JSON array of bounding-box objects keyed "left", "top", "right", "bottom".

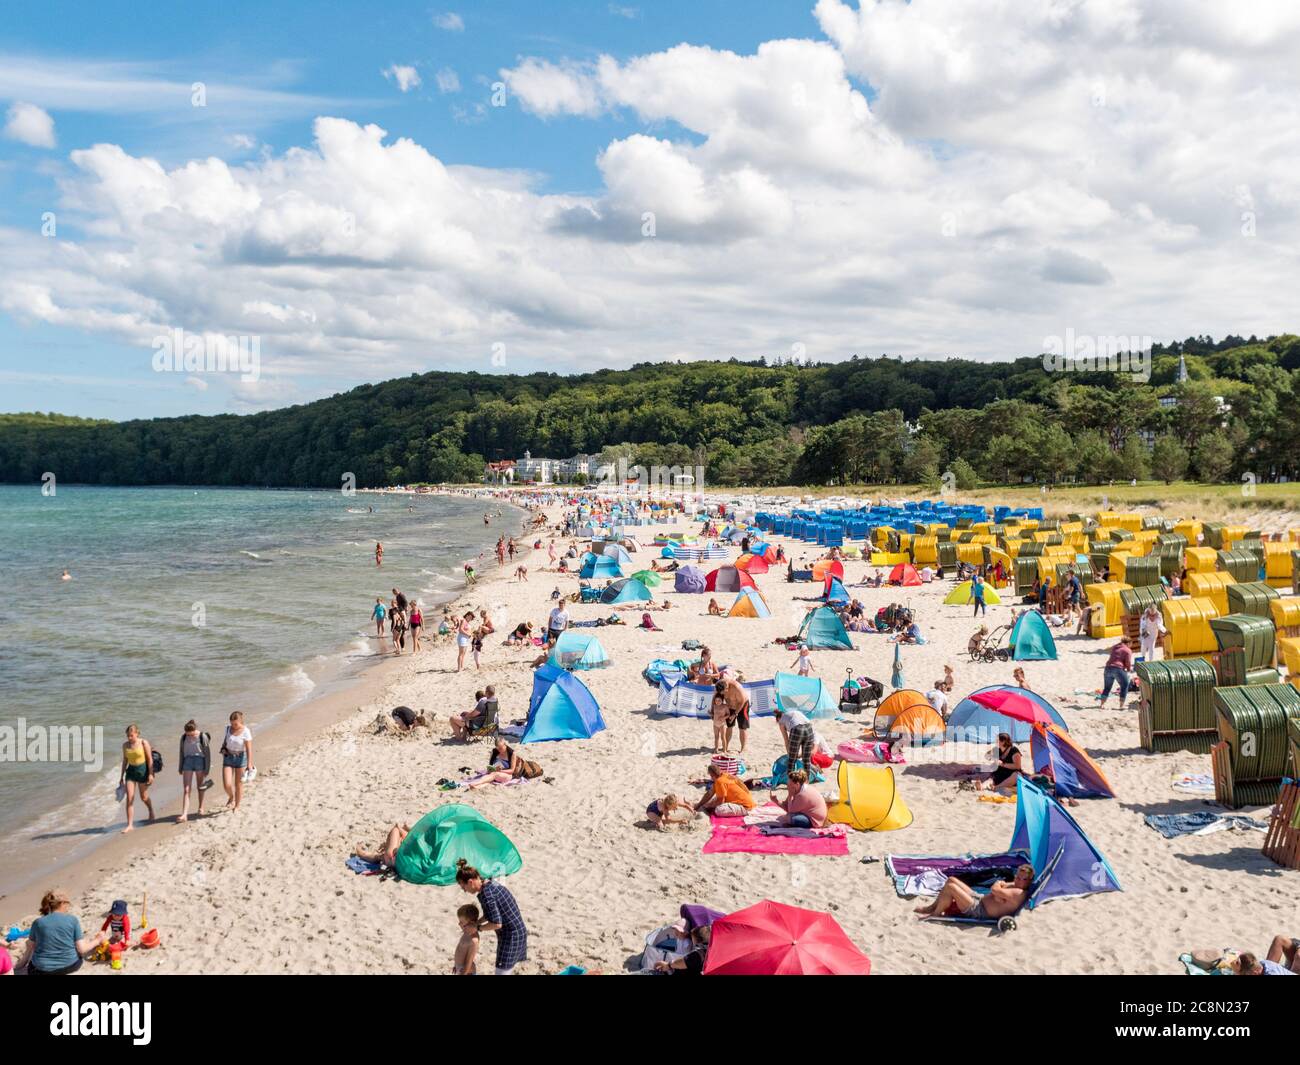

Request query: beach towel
[
  {"left": 1170, "top": 773, "right": 1215, "bottom": 794},
  {"left": 837, "top": 739, "right": 906, "bottom": 764},
  {"left": 703, "top": 805, "right": 848, "bottom": 857},
  {"left": 346, "top": 856, "right": 382, "bottom": 876},
  {"left": 1143, "top": 812, "right": 1269, "bottom": 839},
  {"left": 978, "top": 793, "right": 1017, "bottom": 804}
]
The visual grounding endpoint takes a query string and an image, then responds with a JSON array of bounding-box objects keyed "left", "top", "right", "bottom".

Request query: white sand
[{"left": 8, "top": 502, "right": 1295, "bottom": 975}]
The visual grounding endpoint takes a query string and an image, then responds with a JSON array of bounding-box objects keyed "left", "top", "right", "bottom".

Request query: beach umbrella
[
  {"left": 968, "top": 688, "right": 1057, "bottom": 726},
  {"left": 703, "top": 900, "right": 871, "bottom": 976},
  {"left": 890, "top": 642, "right": 904, "bottom": 689},
  {"left": 631, "top": 569, "right": 662, "bottom": 586}
]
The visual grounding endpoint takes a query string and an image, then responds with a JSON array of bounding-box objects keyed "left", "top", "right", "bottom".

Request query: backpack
[{"left": 151, "top": 749, "right": 164, "bottom": 773}]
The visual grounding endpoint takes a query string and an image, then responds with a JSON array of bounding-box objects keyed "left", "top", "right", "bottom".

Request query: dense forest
[{"left": 2, "top": 334, "right": 1299, "bottom": 489}]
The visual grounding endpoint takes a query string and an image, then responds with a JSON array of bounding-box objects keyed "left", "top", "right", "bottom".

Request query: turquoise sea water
[{"left": 0, "top": 485, "right": 517, "bottom": 861}]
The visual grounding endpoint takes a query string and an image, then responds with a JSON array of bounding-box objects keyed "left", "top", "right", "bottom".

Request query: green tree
[
  {"left": 1151, "top": 434, "right": 1189, "bottom": 483},
  {"left": 1192, "top": 431, "right": 1234, "bottom": 483}
]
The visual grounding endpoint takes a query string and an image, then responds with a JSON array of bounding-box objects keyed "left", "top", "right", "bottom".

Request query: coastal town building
[{"left": 484, "top": 451, "right": 594, "bottom": 485}]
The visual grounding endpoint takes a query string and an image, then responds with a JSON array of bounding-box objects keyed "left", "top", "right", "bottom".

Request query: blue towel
[{"left": 346, "top": 856, "right": 382, "bottom": 875}]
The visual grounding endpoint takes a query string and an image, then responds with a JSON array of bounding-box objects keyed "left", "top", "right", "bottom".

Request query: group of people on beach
[{"left": 114, "top": 712, "right": 255, "bottom": 832}]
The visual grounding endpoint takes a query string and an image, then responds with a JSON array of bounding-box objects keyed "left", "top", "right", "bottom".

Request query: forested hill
[{"left": 3, "top": 334, "right": 1299, "bottom": 488}]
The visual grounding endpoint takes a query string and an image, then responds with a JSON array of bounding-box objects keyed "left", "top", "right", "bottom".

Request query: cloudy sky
[{"left": 1, "top": 0, "right": 1297, "bottom": 419}]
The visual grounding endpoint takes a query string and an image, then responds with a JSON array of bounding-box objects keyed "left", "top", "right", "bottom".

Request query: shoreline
[
  {"left": 0, "top": 491, "right": 533, "bottom": 923},
  {"left": 5, "top": 488, "right": 1292, "bottom": 976}
]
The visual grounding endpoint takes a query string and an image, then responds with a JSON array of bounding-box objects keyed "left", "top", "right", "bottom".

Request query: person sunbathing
[
  {"left": 915, "top": 864, "right": 1034, "bottom": 920},
  {"left": 1266, "top": 935, "right": 1300, "bottom": 974},
  {"left": 355, "top": 823, "right": 411, "bottom": 867},
  {"left": 977, "top": 733, "right": 1023, "bottom": 792}
]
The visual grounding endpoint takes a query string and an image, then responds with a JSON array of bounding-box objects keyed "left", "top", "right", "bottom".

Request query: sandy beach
[{"left": 4, "top": 495, "right": 1295, "bottom": 976}]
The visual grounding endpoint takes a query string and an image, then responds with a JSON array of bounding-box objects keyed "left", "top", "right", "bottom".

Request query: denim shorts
[
  {"left": 223, "top": 752, "right": 247, "bottom": 770},
  {"left": 181, "top": 755, "right": 206, "bottom": 773}
]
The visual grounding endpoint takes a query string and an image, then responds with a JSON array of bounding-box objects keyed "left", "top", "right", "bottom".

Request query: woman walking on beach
[
  {"left": 118, "top": 724, "right": 155, "bottom": 833},
  {"left": 221, "top": 711, "right": 254, "bottom": 811},
  {"left": 177, "top": 720, "right": 211, "bottom": 822},
  {"left": 455, "top": 611, "right": 475, "bottom": 672},
  {"left": 408, "top": 600, "right": 423, "bottom": 652},
  {"left": 372, "top": 597, "right": 386, "bottom": 637},
  {"left": 455, "top": 860, "right": 528, "bottom": 975}
]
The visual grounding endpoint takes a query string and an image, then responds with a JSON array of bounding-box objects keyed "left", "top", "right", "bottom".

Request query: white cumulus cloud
[
  {"left": 4, "top": 101, "right": 56, "bottom": 147},
  {"left": 382, "top": 64, "right": 421, "bottom": 93}
]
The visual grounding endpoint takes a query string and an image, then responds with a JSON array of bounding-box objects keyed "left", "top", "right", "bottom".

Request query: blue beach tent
[
  {"left": 946, "top": 685, "right": 1068, "bottom": 744},
  {"left": 579, "top": 553, "right": 623, "bottom": 580},
  {"left": 774, "top": 671, "right": 838, "bottom": 719},
  {"left": 1011, "top": 777, "right": 1120, "bottom": 906},
  {"left": 548, "top": 631, "right": 611, "bottom": 670},
  {"left": 521, "top": 665, "right": 606, "bottom": 742},
  {"left": 600, "top": 577, "right": 653, "bottom": 604}
]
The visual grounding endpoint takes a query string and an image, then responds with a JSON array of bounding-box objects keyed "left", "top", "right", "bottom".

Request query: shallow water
[{"left": 0, "top": 485, "right": 520, "bottom": 852}]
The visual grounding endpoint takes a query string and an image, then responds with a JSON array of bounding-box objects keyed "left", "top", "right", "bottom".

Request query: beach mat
[{"left": 702, "top": 807, "right": 849, "bottom": 857}]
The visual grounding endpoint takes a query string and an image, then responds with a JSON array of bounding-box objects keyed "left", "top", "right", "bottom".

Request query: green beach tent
[
  {"left": 393, "top": 804, "right": 522, "bottom": 886},
  {"left": 1010, "top": 610, "right": 1058, "bottom": 661},
  {"left": 797, "top": 606, "right": 853, "bottom": 650}
]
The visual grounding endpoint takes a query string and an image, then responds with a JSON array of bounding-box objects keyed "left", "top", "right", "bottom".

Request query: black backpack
[{"left": 151, "top": 749, "right": 164, "bottom": 773}]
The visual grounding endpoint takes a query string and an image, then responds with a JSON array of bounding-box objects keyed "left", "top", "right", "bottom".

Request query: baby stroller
[
  {"left": 840, "top": 669, "right": 885, "bottom": 715},
  {"left": 970, "top": 624, "right": 1013, "bottom": 663}
]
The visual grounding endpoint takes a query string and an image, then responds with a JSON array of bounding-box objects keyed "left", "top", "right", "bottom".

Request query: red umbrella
[
  {"left": 969, "top": 688, "right": 1056, "bottom": 726},
  {"left": 703, "top": 900, "right": 871, "bottom": 975}
]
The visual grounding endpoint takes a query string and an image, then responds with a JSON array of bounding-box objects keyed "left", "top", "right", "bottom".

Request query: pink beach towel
[
  {"left": 702, "top": 805, "right": 849, "bottom": 857},
  {"left": 837, "top": 739, "right": 906, "bottom": 765}
]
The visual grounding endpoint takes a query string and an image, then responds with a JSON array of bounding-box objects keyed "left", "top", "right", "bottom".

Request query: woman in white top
[
  {"left": 221, "top": 711, "right": 254, "bottom": 811},
  {"left": 1139, "top": 605, "right": 1166, "bottom": 661}
]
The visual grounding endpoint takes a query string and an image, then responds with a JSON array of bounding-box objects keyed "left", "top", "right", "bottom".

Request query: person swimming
[{"left": 60, "top": 569, "right": 71, "bottom": 581}]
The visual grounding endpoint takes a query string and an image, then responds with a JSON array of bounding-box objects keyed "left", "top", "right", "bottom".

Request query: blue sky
[{"left": 1, "top": 1, "right": 1294, "bottom": 421}]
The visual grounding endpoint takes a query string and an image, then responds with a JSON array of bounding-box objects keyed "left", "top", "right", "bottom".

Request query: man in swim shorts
[
  {"left": 914, "top": 864, "right": 1034, "bottom": 920},
  {"left": 716, "top": 678, "right": 750, "bottom": 756}
]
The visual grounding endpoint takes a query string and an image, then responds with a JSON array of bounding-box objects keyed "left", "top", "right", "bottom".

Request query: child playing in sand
[
  {"left": 646, "top": 794, "right": 694, "bottom": 831},
  {"left": 453, "top": 904, "right": 480, "bottom": 975},
  {"left": 707, "top": 598, "right": 723, "bottom": 616},
  {"left": 100, "top": 899, "right": 131, "bottom": 949}
]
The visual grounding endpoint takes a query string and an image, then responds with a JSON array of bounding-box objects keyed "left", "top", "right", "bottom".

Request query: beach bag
[
  {"left": 518, "top": 759, "right": 544, "bottom": 780},
  {"left": 151, "top": 749, "right": 163, "bottom": 773},
  {"left": 682, "top": 639, "right": 702, "bottom": 651}
]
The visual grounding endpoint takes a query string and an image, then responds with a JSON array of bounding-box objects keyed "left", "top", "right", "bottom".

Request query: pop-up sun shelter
[
  {"left": 548, "top": 631, "right": 611, "bottom": 671},
  {"left": 393, "top": 804, "right": 522, "bottom": 886},
  {"left": 579, "top": 553, "right": 623, "bottom": 580},
  {"left": 704, "top": 565, "right": 756, "bottom": 593},
  {"left": 826, "top": 761, "right": 913, "bottom": 831},
  {"left": 1009, "top": 610, "right": 1058, "bottom": 660},
  {"left": 600, "top": 577, "right": 653, "bottom": 604},
  {"left": 946, "top": 685, "right": 1068, "bottom": 744},
  {"left": 888, "top": 562, "right": 922, "bottom": 587},
  {"left": 728, "top": 587, "right": 771, "bottom": 618},
  {"left": 797, "top": 606, "right": 853, "bottom": 650},
  {"left": 521, "top": 664, "right": 606, "bottom": 742},
  {"left": 884, "top": 776, "right": 1119, "bottom": 913},
  {"left": 674, "top": 565, "right": 707, "bottom": 593},
  {"left": 1030, "top": 723, "right": 1114, "bottom": 798},
  {"left": 822, "top": 575, "right": 850, "bottom": 604},
  {"left": 1010, "top": 776, "right": 1120, "bottom": 904},
  {"left": 944, "top": 580, "right": 1002, "bottom": 606},
  {"left": 774, "top": 671, "right": 838, "bottom": 719},
  {"left": 736, "top": 553, "right": 770, "bottom": 574}
]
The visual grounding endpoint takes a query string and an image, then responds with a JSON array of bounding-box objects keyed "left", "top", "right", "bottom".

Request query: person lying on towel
[{"left": 915, "top": 864, "right": 1034, "bottom": 921}]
